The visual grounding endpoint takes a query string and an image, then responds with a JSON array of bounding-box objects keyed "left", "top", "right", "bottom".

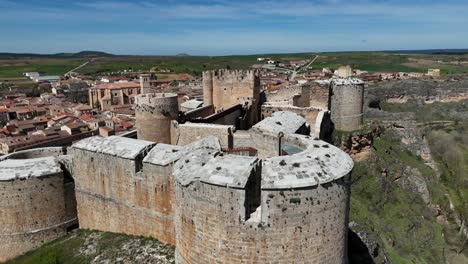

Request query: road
[
  {"left": 289, "top": 55, "right": 319, "bottom": 81},
  {"left": 64, "top": 60, "right": 91, "bottom": 76}
]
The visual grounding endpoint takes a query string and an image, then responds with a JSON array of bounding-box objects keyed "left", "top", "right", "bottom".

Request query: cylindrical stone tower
[
  {"left": 330, "top": 78, "right": 365, "bottom": 131},
  {"left": 174, "top": 134, "right": 353, "bottom": 264},
  {"left": 136, "top": 93, "right": 179, "bottom": 143},
  {"left": 202, "top": 71, "right": 213, "bottom": 106},
  {"left": 0, "top": 148, "right": 76, "bottom": 262}
]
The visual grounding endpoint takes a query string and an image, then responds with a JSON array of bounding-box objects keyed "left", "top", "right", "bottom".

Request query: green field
[
  {"left": 0, "top": 59, "right": 86, "bottom": 78},
  {"left": 1, "top": 52, "right": 468, "bottom": 78}
]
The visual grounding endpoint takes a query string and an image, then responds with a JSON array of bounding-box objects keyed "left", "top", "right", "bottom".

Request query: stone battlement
[{"left": 204, "top": 69, "right": 259, "bottom": 81}]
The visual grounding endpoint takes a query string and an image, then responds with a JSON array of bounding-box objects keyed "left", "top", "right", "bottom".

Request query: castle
[{"left": 0, "top": 70, "right": 363, "bottom": 263}]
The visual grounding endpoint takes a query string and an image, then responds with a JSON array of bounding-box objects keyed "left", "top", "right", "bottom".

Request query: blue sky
[{"left": 1, "top": 0, "right": 467, "bottom": 55}]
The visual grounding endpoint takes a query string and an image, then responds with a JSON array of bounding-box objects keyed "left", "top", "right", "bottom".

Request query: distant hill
[
  {"left": 382, "top": 49, "right": 468, "bottom": 55},
  {"left": 175, "top": 53, "right": 191, "bottom": 57},
  {"left": 0, "top": 51, "right": 115, "bottom": 60}
]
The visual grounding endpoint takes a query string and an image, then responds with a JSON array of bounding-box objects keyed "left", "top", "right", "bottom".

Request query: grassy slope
[
  {"left": 8, "top": 229, "right": 175, "bottom": 264},
  {"left": 349, "top": 130, "right": 447, "bottom": 264},
  {"left": 362, "top": 101, "right": 468, "bottom": 262},
  {"left": 427, "top": 123, "right": 468, "bottom": 236}
]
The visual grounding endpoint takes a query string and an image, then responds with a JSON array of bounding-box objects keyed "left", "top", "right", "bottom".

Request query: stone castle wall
[
  {"left": 250, "top": 130, "right": 280, "bottom": 158},
  {"left": 0, "top": 148, "right": 77, "bottom": 262},
  {"left": 310, "top": 83, "right": 330, "bottom": 108},
  {"left": 71, "top": 147, "right": 176, "bottom": 245},
  {"left": 175, "top": 178, "right": 350, "bottom": 264},
  {"left": 174, "top": 134, "right": 353, "bottom": 264},
  {"left": 171, "top": 122, "right": 234, "bottom": 148},
  {"left": 136, "top": 93, "right": 179, "bottom": 143},
  {"left": 203, "top": 70, "right": 260, "bottom": 127},
  {"left": 330, "top": 82, "right": 364, "bottom": 131},
  {"left": 0, "top": 176, "right": 69, "bottom": 262},
  {"left": 265, "top": 84, "right": 311, "bottom": 107}
]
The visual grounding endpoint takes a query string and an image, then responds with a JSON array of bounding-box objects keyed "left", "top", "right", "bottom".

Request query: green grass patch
[
  {"left": 8, "top": 229, "right": 175, "bottom": 264},
  {"left": 0, "top": 59, "right": 85, "bottom": 78}
]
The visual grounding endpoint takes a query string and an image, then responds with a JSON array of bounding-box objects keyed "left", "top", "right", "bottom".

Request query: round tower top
[
  {"left": 136, "top": 93, "right": 178, "bottom": 105},
  {"left": 173, "top": 133, "right": 353, "bottom": 190}
]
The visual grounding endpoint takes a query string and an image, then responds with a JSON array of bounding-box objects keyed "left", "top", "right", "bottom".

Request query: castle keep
[{"left": 203, "top": 70, "right": 261, "bottom": 128}]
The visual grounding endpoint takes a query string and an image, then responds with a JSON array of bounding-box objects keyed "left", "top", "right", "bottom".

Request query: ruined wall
[
  {"left": 265, "top": 85, "right": 310, "bottom": 107},
  {"left": 171, "top": 122, "right": 234, "bottom": 148},
  {"left": 330, "top": 82, "right": 364, "bottom": 131},
  {"left": 70, "top": 148, "right": 177, "bottom": 245},
  {"left": 0, "top": 174, "right": 70, "bottom": 261},
  {"left": 136, "top": 93, "right": 179, "bottom": 143},
  {"left": 310, "top": 83, "right": 330, "bottom": 108}
]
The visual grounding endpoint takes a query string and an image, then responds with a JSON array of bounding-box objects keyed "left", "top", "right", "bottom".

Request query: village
[{"left": 0, "top": 57, "right": 441, "bottom": 156}]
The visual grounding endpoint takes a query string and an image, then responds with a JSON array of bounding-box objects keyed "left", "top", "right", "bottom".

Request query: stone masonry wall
[
  {"left": 0, "top": 175, "right": 69, "bottom": 262},
  {"left": 136, "top": 93, "right": 179, "bottom": 143},
  {"left": 331, "top": 83, "right": 364, "bottom": 131},
  {"left": 175, "top": 176, "right": 350, "bottom": 264},
  {"left": 250, "top": 130, "right": 280, "bottom": 158},
  {"left": 265, "top": 85, "right": 310, "bottom": 107},
  {"left": 71, "top": 149, "right": 176, "bottom": 245},
  {"left": 203, "top": 70, "right": 260, "bottom": 126},
  {"left": 310, "top": 83, "right": 330, "bottom": 108},
  {"left": 171, "top": 122, "right": 234, "bottom": 148}
]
